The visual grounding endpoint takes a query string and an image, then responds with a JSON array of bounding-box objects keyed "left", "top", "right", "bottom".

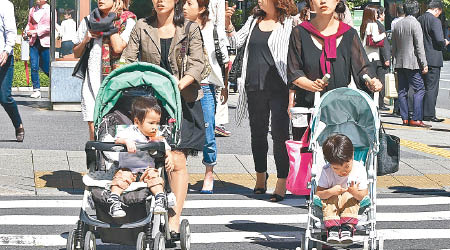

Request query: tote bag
[
  {"left": 286, "top": 127, "right": 312, "bottom": 195},
  {"left": 377, "top": 123, "right": 400, "bottom": 175}
]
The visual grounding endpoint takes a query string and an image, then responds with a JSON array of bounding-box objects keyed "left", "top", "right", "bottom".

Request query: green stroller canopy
[
  {"left": 93, "top": 62, "right": 182, "bottom": 142},
  {"left": 313, "top": 88, "right": 379, "bottom": 149}
]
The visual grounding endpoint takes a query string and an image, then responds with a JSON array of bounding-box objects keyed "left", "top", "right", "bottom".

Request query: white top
[
  {"left": 363, "top": 22, "right": 386, "bottom": 62},
  {"left": 115, "top": 125, "right": 170, "bottom": 173},
  {"left": 0, "top": 0, "right": 16, "bottom": 55},
  {"left": 200, "top": 0, "right": 230, "bottom": 87},
  {"left": 318, "top": 161, "right": 368, "bottom": 190},
  {"left": 73, "top": 16, "right": 136, "bottom": 121},
  {"left": 60, "top": 18, "right": 76, "bottom": 42}
]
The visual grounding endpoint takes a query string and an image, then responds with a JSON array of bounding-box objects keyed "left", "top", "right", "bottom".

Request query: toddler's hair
[
  {"left": 131, "top": 96, "right": 161, "bottom": 123},
  {"left": 322, "top": 134, "right": 354, "bottom": 165}
]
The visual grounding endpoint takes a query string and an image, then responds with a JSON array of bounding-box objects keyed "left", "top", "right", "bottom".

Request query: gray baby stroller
[
  {"left": 299, "top": 88, "right": 383, "bottom": 250},
  {"left": 66, "top": 63, "right": 191, "bottom": 250}
]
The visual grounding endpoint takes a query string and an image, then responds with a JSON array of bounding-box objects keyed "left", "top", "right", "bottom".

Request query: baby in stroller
[
  {"left": 316, "top": 134, "right": 368, "bottom": 245},
  {"left": 108, "top": 96, "right": 174, "bottom": 218}
]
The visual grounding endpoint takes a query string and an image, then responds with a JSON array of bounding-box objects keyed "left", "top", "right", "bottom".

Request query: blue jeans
[
  {"left": 200, "top": 84, "right": 217, "bottom": 166},
  {"left": 397, "top": 68, "right": 425, "bottom": 121},
  {"left": 0, "top": 56, "right": 22, "bottom": 129},
  {"left": 30, "top": 39, "right": 50, "bottom": 90}
]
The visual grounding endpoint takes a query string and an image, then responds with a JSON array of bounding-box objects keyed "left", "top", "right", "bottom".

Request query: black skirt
[{"left": 174, "top": 98, "right": 205, "bottom": 156}]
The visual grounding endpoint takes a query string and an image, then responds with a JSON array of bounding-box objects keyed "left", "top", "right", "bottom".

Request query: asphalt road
[{"left": 0, "top": 191, "right": 449, "bottom": 249}]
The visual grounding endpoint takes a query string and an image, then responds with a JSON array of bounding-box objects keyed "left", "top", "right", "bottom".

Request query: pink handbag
[{"left": 285, "top": 127, "right": 312, "bottom": 195}]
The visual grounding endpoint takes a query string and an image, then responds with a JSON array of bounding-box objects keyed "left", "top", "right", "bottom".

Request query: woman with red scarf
[
  {"left": 287, "top": 0, "right": 382, "bottom": 110},
  {"left": 73, "top": 0, "right": 137, "bottom": 140}
]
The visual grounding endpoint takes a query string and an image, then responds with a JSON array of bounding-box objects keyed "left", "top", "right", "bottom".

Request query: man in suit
[
  {"left": 418, "top": 0, "right": 449, "bottom": 122},
  {"left": 392, "top": 0, "right": 430, "bottom": 128},
  {"left": 376, "top": 6, "right": 391, "bottom": 111}
]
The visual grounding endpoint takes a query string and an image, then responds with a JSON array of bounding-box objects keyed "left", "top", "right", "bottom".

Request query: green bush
[{"left": 13, "top": 44, "right": 49, "bottom": 88}]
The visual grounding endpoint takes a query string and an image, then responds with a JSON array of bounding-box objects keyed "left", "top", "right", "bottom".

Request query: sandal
[
  {"left": 15, "top": 127, "right": 24, "bottom": 142},
  {"left": 253, "top": 173, "right": 269, "bottom": 194},
  {"left": 270, "top": 194, "right": 285, "bottom": 202}
]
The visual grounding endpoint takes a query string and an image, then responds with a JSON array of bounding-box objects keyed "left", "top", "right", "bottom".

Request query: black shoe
[
  {"left": 379, "top": 106, "right": 390, "bottom": 111},
  {"left": 423, "top": 117, "right": 445, "bottom": 122},
  {"left": 170, "top": 231, "right": 180, "bottom": 241}
]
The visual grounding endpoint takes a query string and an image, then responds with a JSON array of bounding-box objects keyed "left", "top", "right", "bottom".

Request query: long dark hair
[
  {"left": 360, "top": 5, "right": 378, "bottom": 40},
  {"left": 149, "top": 0, "right": 185, "bottom": 27}
]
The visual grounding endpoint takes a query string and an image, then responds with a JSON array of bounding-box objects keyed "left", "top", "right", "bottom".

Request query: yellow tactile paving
[
  {"left": 425, "top": 174, "right": 450, "bottom": 187},
  {"left": 34, "top": 172, "right": 450, "bottom": 189},
  {"left": 393, "top": 175, "right": 441, "bottom": 188},
  {"left": 376, "top": 176, "right": 404, "bottom": 188},
  {"left": 383, "top": 123, "right": 428, "bottom": 131},
  {"left": 400, "top": 139, "right": 450, "bottom": 159}
]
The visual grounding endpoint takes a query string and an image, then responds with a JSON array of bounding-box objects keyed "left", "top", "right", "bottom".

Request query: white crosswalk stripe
[{"left": 0, "top": 194, "right": 449, "bottom": 249}]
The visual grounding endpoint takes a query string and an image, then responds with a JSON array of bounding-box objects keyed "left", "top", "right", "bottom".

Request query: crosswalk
[{"left": 0, "top": 193, "right": 449, "bottom": 249}]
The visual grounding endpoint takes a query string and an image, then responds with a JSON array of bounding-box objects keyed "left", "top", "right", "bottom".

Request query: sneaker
[
  {"left": 340, "top": 224, "right": 354, "bottom": 244},
  {"left": 326, "top": 226, "right": 340, "bottom": 244},
  {"left": 107, "top": 195, "right": 126, "bottom": 218},
  {"left": 30, "top": 90, "right": 41, "bottom": 99},
  {"left": 215, "top": 125, "right": 231, "bottom": 137},
  {"left": 154, "top": 193, "right": 166, "bottom": 214}
]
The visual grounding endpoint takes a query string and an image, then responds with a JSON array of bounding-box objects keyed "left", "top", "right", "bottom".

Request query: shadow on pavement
[
  {"left": 388, "top": 186, "right": 450, "bottom": 196},
  {"left": 189, "top": 179, "right": 253, "bottom": 195},
  {"left": 37, "top": 170, "right": 84, "bottom": 195},
  {"left": 0, "top": 139, "right": 18, "bottom": 142}
]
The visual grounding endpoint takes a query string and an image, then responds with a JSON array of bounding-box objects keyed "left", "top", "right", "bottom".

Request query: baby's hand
[
  {"left": 165, "top": 152, "right": 174, "bottom": 173},
  {"left": 125, "top": 139, "right": 136, "bottom": 153},
  {"left": 330, "top": 184, "right": 347, "bottom": 195},
  {"left": 347, "top": 181, "right": 360, "bottom": 195}
]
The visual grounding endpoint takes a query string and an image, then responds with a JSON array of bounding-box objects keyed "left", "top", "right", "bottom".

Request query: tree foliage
[{"left": 11, "top": 0, "right": 30, "bottom": 31}]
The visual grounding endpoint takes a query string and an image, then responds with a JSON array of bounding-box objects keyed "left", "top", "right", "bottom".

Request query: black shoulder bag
[
  {"left": 228, "top": 19, "right": 255, "bottom": 84},
  {"left": 72, "top": 17, "right": 93, "bottom": 81},
  {"left": 213, "top": 25, "right": 226, "bottom": 81},
  {"left": 377, "top": 123, "right": 400, "bottom": 176}
]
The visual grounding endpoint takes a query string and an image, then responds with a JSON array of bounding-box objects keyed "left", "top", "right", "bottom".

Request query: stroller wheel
[
  {"left": 137, "top": 232, "right": 149, "bottom": 250},
  {"left": 84, "top": 231, "right": 96, "bottom": 250},
  {"left": 153, "top": 232, "right": 166, "bottom": 250},
  {"left": 66, "top": 229, "right": 76, "bottom": 250},
  {"left": 180, "top": 219, "right": 191, "bottom": 250}
]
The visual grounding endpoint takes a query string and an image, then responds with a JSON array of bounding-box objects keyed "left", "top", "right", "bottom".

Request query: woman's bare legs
[
  {"left": 168, "top": 150, "right": 189, "bottom": 232},
  {"left": 88, "top": 121, "right": 95, "bottom": 140}
]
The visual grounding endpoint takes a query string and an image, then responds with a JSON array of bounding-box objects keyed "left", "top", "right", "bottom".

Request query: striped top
[{"left": 229, "top": 16, "right": 296, "bottom": 124}]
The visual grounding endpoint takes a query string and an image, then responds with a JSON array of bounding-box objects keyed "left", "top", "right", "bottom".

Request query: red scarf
[
  {"left": 101, "top": 11, "right": 136, "bottom": 76},
  {"left": 300, "top": 21, "right": 351, "bottom": 75}
]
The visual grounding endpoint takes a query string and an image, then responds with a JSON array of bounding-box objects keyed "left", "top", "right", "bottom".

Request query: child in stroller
[
  {"left": 316, "top": 134, "right": 368, "bottom": 245},
  {"left": 108, "top": 96, "right": 174, "bottom": 218}
]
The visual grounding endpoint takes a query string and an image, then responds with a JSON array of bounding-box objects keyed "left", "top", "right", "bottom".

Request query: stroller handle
[{"left": 85, "top": 141, "right": 166, "bottom": 155}]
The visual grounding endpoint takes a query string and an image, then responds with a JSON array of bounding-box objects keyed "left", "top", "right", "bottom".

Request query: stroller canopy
[
  {"left": 310, "top": 88, "right": 380, "bottom": 150},
  {"left": 93, "top": 62, "right": 182, "bottom": 137}
]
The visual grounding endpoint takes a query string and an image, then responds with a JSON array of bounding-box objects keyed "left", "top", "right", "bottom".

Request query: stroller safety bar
[{"left": 85, "top": 141, "right": 166, "bottom": 155}]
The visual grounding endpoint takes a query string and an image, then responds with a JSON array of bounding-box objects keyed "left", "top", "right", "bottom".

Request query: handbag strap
[
  {"left": 180, "top": 21, "right": 193, "bottom": 77},
  {"left": 213, "top": 25, "right": 226, "bottom": 78}
]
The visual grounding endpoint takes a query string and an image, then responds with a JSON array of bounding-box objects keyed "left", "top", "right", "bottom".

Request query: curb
[{"left": 11, "top": 87, "right": 49, "bottom": 92}]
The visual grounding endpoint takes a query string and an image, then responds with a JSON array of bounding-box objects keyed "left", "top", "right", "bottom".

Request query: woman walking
[
  {"left": 184, "top": 0, "right": 230, "bottom": 193},
  {"left": 360, "top": 5, "right": 388, "bottom": 109},
  {"left": 287, "top": 0, "right": 382, "bottom": 111},
  {"left": 225, "top": 0, "right": 298, "bottom": 202},
  {"left": 122, "top": 0, "right": 206, "bottom": 239},
  {"left": 24, "top": 0, "right": 50, "bottom": 99},
  {"left": 73, "top": 0, "right": 136, "bottom": 140}
]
